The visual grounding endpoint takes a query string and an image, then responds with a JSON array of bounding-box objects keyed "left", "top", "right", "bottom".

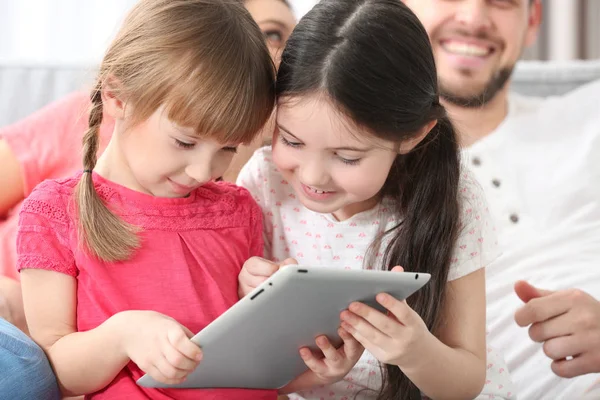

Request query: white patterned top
[{"left": 238, "top": 146, "right": 514, "bottom": 399}]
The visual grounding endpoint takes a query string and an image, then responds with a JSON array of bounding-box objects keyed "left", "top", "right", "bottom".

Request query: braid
[{"left": 75, "top": 85, "right": 140, "bottom": 261}]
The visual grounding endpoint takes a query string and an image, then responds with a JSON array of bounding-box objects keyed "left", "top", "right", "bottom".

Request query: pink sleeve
[
  {"left": 0, "top": 92, "right": 91, "bottom": 196},
  {"left": 247, "top": 191, "right": 264, "bottom": 259},
  {"left": 16, "top": 182, "right": 77, "bottom": 277}
]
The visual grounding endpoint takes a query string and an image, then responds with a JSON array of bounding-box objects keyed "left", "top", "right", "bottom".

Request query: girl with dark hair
[{"left": 238, "top": 0, "right": 512, "bottom": 399}]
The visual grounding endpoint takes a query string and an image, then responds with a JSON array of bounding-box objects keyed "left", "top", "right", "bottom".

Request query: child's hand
[
  {"left": 340, "top": 266, "right": 431, "bottom": 368},
  {"left": 300, "top": 327, "right": 364, "bottom": 384},
  {"left": 280, "top": 327, "right": 364, "bottom": 393},
  {"left": 238, "top": 256, "right": 297, "bottom": 298},
  {"left": 118, "top": 310, "right": 203, "bottom": 385}
]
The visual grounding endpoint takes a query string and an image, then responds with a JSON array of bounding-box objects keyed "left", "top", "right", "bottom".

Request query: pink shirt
[
  {"left": 16, "top": 173, "right": 274, "bottom": 400},
  {"left": 0, "top": 92, "right": 110, "bottom": 280}
]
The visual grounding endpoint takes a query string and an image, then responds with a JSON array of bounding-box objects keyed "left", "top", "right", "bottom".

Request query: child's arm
[
  {"left": 21, "top": 269, "right": 202, "bottom": 397},
  {"left": 0, "top": 139, "right": 24, "bottom": 217},
  {"left": 21, "top": 269, "right": 129, "bottom": 396},
  {"left": 404, "top": 268, "right": 486, "bottom": 398},
  {"left": 342, "top": 267, "right": 486, "bottom": 400}
]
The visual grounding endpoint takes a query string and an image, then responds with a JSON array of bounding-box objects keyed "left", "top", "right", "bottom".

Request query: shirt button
[
  {"left": 472, "top": 157, "right": 482, "bottom": 166},
  {"left": 510, "top": 214, "right": 520, "bottom": 224},
  {"left": 492, "top": 179, "right": 501, "bottom": 188}
]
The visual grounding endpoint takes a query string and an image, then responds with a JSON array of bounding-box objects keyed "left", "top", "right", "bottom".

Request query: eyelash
[
  {"left": 279, "top": 135, "right": 361, "bottom": 166},
  {"left": 279, "top": 135, "right": 302, "bottom": 148},
  {"left": 174, "top": 139, "right": 237, "bottom": 153},
  {"left": 339, "top": 157, "right": 361, "bottom": 166},
  {"left": 175, "top": 139, "right": 195, "bottom": 149}
]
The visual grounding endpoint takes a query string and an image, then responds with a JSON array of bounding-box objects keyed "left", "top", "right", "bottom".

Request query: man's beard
[{"left": 440, "top": 66, "right": 514, "bottom": 108}]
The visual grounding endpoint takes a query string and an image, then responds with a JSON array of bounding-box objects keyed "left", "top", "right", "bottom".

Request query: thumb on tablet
[
  {"left": 280, "top": 258, "right": 298, "bottom": 268},
  {"left": 391, "top": 266, "right": 404, "bottom": 273}
]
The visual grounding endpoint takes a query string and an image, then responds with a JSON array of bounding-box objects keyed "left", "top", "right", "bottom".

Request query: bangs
[{"left": 163, "top": 51, "right": 275, "bottom": 145}]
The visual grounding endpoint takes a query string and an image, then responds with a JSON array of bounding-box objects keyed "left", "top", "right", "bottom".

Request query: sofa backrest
[{"left": 1, "top": 60, "right": 599, "bottom": 127}]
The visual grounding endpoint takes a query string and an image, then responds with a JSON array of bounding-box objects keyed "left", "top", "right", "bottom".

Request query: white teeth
[
  {"left": 443, "top": 41, "right": 489, "bottom": 57},
  {"left": 308, "top": 186, "right": 328, "bottom": 194}
]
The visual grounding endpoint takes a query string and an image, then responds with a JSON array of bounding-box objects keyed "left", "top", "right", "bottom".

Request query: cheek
[
  {"left": 271, "top": 142, "right": 297, "bottom": 173},
  {"left": 213, "top": 154, "right": 235, "bottom": 177},
  {"left": 403, "top": 2, "right": 437, "bottom": 36},
  {"left": 342, "top": 169, "right": 388, "bottom": 199},
  {"left": 340, "top": 158, "right": 394, "bottom": 198}
]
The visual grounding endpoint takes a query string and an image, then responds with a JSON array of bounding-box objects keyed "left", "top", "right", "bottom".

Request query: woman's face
[{"left": 245, "top": 0, "right": 296, "bottom": 67}]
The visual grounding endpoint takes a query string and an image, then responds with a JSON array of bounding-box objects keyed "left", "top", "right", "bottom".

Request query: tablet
[{"left": 137, "top": 266, "right": 430, "bottom": 390}]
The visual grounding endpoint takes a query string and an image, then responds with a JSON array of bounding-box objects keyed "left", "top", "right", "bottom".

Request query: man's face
[{"left": 404, "top": 0, "right": 541, "bottom": 107}]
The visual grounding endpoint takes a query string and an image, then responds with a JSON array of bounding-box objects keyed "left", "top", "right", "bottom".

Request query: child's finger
[
  {"left": 154, "top": 356, "right": 189, "bottom": 382},
  {"left": 146, "top": 364, "right": 184, "bottom": 385},
  {"left": 376, "top": 294, "right": 416, "bottom": 327},
  {"left": 248, "top": 258, "right": 280, "bottom": 277},
  {"left": 168, "top": 327, "right": 203, "bottom": 362},
  {"left": 339, "top": 327, "right": 364, "bottom": 359},
  {"left": 280, "top": 258, "right": 298, "bottom": 267},
  {"left": 391, "top": 266, "right": 405, "bottom": 273},
  {"left": 315, "top": 335, "right": 340, "bottom": 363},
  {"left": 345, "top": 302, "right": 398, "bottom": 337},
  {"left": 163, "top": 342, "right": 200, "bottom": 372},
  {"left": 299, "top": 347, "right": 327, "bottom": 374},
  {"left": 240, "top": 273, "right": 268, "bottom": 289}
]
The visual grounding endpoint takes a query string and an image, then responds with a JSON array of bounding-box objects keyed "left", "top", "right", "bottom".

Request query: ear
[
  {"left": 398, "top": 120, "right": 437, "bottom": 154},
  {"left": 101, "top": 76, "right": 127, "bottom": 120},
  {"left": 524, "top": 0, "right": 543, "bottom": 48}
]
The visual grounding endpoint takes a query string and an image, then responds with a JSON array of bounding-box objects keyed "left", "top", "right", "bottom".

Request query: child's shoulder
[
  {"left": 27, "top": 174, "right": 80, "bottom": 202},
  {"left": 193, "top": 181, "right": 263, "bottom": 230},
  {"left": 246, "top": 146, "right": 278, "bottom": 174},
  {"left": 238, "top": 146, "right": 284, "bottom": 188},
  {"left": 20, "top": 174, "right": 81, "bottom": 223},
  {"left": 457, "top": 166, "right": 487, "bottom": 209},
  {"left": 205, "top": 180, "right": 258, "bottom": 207},
  {"left": 238, "top": 146, "right": 291, "bottom": 207}
]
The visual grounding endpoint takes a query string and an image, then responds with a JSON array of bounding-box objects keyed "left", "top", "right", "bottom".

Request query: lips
[
  {"left": 300, "top": 183, "right": 337, "bottom": 201},
  {"left": 303, "top": 184, "right": 334, "bottom": 194},
  {"left": 306, "top": 186, "right": 333, "bottom": 194},
  {"left": 168, "top": 178, "right": 197, "bottom": 194}
]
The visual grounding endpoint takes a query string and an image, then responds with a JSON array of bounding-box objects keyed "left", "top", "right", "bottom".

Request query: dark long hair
[{"left": 276, "top": 1, "right": 461, "bottom": 399}]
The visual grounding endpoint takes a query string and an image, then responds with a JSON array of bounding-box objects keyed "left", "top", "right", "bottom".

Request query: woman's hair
[
  {"left": 276, "top": 0, "right": 461, "bottom": 399},
  {"left": 244, "top": 0, "right": 291, "bottom": 8},
  {"left": 77, "top": 0, "right": 276, "bottom": 262}
]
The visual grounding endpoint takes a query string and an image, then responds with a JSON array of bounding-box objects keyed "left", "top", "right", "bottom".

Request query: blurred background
[
  {"left": 0, "top": 0, "right": 598, "bottom": 126},
  {"left": 0, "top": 0, "right": 598, "bottom": 65}
]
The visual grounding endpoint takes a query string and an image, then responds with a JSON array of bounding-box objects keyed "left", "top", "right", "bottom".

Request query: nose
[
  {"left": 455, "top": 0, "right": 492, "bottom": 32},
  {"left": 298, "top": 158, "right": 330, "bottom": 188},
  {"left": 185, "top": 161, "right": 212, "bottom": 186}
]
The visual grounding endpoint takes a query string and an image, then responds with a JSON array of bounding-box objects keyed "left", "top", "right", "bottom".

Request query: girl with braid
[{"left": 11, "top": 1, "right": 334, "bottom": 398}]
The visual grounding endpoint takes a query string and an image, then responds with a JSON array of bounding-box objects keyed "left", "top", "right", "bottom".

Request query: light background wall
[{"left": 0, "top": 0, "right": 596, "bottom": 65}]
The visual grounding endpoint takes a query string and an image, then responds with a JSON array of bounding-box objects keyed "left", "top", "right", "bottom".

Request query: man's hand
[
  {"left": 238, "top": 257, "right": 297, "bottom": 298},
  {"left": 514, "top": 281, "right": 600, "bottom": 378}
]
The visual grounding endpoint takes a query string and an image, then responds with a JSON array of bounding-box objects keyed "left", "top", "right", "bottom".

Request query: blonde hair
[{"left": 76, "top": 0, "right": 276, "bottom": 262}]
